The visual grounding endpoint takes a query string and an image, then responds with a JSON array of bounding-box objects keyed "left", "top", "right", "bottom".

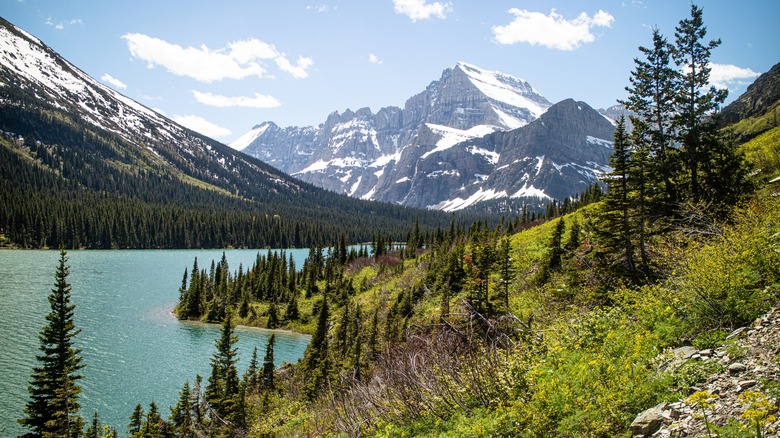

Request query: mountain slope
[{"left": 0, "top": 16, "right": 445, "bottom": 248}]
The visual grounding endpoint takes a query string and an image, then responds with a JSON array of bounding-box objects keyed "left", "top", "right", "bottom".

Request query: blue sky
[{"left": 3, "top": 0, "right": 778, "bottom": 145}]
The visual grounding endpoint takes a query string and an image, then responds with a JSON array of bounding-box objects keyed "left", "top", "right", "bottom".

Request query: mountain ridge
[{"left": 237, "top": 63, "right": 614, "bottom": 211}]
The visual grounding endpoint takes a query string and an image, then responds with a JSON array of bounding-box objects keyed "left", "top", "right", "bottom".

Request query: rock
[
  {"left": 728, "top": 362, "right": 747, "bottom": 374},
  {"left": 673, "top": 346, "right": 698, "bottom": 360},
  {"left": 739, "top": 379, "right": 757, "bottom": 388},
  {"left": 630, "top": 402, "right": 667, "bottom": 437},
  {"left": 726, "top": 327, "right": 746, "bottom": 340}
]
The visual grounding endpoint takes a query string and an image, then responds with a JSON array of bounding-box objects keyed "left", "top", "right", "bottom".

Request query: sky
[{"left": 3, "top": 0, "right": 779, "bottom": 146}]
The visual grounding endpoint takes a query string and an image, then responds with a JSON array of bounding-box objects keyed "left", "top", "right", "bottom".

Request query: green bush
[{"left": 674, "top": 199, "right": 779, "bottom": 331}]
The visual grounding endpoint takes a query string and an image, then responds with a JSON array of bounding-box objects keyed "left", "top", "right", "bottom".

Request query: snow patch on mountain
[
  {"left": 230, "top": 123, "right": 271, "bottom": 150},
  {"left": 431, "top": 187, "right": 509, "bottom": 212},
  {"left": 512, "top": 184, "right": 550, "bottom": 199},
  {"left": 457, "top": 61, "right": 548, "bottom": 120},
  {"left": 587, "top": 135, "right": 613, "bottom": 148},
  {"left": 422, "top": 123, "right": 496, "bottom": 159},
  {"left": 467, "top": 145, "right": 499, "bottom": 164}
]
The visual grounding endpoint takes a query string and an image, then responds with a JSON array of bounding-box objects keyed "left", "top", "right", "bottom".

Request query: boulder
[{"left": 630, "top": 402, "right": 667, "bottom": 437}]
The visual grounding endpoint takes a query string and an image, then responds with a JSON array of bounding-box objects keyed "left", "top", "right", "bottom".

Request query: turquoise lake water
[{"left": 0, "top": 249, "right": 311, "bottom": 436}]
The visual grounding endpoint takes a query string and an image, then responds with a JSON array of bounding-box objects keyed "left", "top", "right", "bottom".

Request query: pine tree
[
  {"left": 539, "top": 218, "right": 566, "bottom": 284},
  {"left": 84, "top": 412, "right": 102, "bottom": 438},
  {"left": 304, "top": 297, "right": 329, "bottom": 373},
  {"left": 622, "top": 27, "right": 679, "bottom": 212},
  {"left": 170, "top": 381, "right": 193, "bottom": 436},
  {"left": 244, "top": 347, "right": 259, "bottom": 390},
  {"left": 598, "top": 117, "right": 638, "bottom": 278},
  {"left": 205, "top": 311, "right": 242, "bottom": 427},
  {"left": 673, "top": 3, "right": 727, "bottom": 203},
  {"left": 261, "top": 334, "right": 276, "bottom": 392},
  {"left": 19, "top": 249, "right": 85, "bottom": 438},
  {"left": 141, "top": 401, "right": 165, "bottom": 438},
  {"left": 127, "top": 404, "right": 144, "bottom": 437}
]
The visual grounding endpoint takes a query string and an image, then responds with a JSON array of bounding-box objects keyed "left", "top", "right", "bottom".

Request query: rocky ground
[{"left": 631, "top": 307, "right": 780, "bottom": 437}]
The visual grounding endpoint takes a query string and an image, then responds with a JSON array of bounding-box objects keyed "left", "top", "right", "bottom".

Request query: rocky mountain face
[
  {"left": 237, "top": 62, "right": 615, "bottom": 211},
  {"left": 720, "top": 61, "right": 780, "bottom": 125}
]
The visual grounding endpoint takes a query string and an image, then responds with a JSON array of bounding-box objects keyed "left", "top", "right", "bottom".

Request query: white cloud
[
  {"left": 275, "top": 55, "right": 314, "bottom": 79},
  {"left": 307, "top": 4, "right": 331, "bottom": 13},
  {"left": 122, "top": 34, "right": 313, "bottom": 82},
  {"left": 172, "top": 114, "right": 232, "bottom": 138},
  {"left": 100, "top": 73, "right": 127, "bottom": 90},
  {"left": 45, "top": 17, "right": 82, "bottom": 30},
  {"left": 709, "top": 63, "right": 760, "bottom": 89},
  {"left": 368, "top": 53, "right": 383, "bottom": 64},
  {"left": 492, "top": 8, "right": 614, "bottom": 51},
  {"left": 192, "top": 90, "right": 282, "bottom": 109},
  {"left": 393, "top": 0, "right": 452, "bottom": 22}
]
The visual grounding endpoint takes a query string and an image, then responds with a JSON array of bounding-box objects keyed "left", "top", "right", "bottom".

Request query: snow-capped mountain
[
  {"left": 0, "top": 16, "right": 306, "bottom": 199},
  {"left": 237, "top": 62, "right": 614, "bottom": 211},
  {"left": 237, "top": 62, "right": 559, "bottom": 207}
]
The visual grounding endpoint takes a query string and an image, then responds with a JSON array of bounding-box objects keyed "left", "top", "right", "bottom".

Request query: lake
[{"left": 0, "top": 249, "right": 311, "bottom": 436}]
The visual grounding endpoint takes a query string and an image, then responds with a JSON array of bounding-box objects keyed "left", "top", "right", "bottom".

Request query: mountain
[
  {"left": 237, "top": 62, "right": 614, "bottom": 211},
  {"left": 719, "top": 61, "right": 780, "bottom": 143},
  {"left": 0, "top": 17, "right": 445, "bottom": 249}
]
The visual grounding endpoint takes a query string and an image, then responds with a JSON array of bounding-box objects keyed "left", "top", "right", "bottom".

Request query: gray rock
[
  {"left": 726, "top": 327, "right": 746, "bottom": 340},
  {"left": 673, "top": 346, "right": 698, "bottom": 360},
  {"left": 728, "top": 362, "right": 747, "bottom": 374},
  {"left": 630, "top": 403, "right": 667, "bottom": 436}
]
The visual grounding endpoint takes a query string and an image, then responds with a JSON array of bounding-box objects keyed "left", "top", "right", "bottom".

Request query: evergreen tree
[
  {"left": 84, "top": 412, "right": 102, "bottom": 438},
  {"left": 170, "top": 381, "right": 194, "bottom": 436},
  {"left": 205, "top": 311, "right": 242, "bottom": 427},
  {"left": 285, "top": 292, "right": 300, "bottom": 321},
  {"left": 540, "top": 218, "right": 566, "bottom": 283},
  {"left": 261, "top": 334, "right": 276, "bottom": 392},
  {"left": 301, "top": 297, "right": 330, "bottom": 400},
  {"left": 141, "top": 401, "right": 165, "bottom": 438},
  {"left": 598, "top": 117, "right": 638, "bottom": 278},
  {"left": 673, "top": 3, "right": 727, "bottom": 202},
  {"left": 244, "top": 347, "right": 259, "bottom": 390},
  {"left": 622, "top": 27, "right": 679, "bottom": 212},
  {"left": 19, "top": 249, "right": 85, "bottom": 438},
  {"left": 304, "top": 297, "right": 329, "bottom": 373},
  {"left": 266, "top": 302, "right": 279, "bottom": 329},
  {"left": 128, "top": 404, "right": 144, "bottom": 437}
]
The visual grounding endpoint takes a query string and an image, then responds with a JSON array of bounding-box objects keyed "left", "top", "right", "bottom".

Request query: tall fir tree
[
  {"left": 205, "top": 310, "right": 243, "bottom": 428},
  {"left": 622, "top": 27, "right": 679, "bottom": 213},
  {"left": 127, "top": 404, "right": 144, "bottom": 437},
  {"left": 19, "top": 249, "right": 85, "bottom": 438},
  {"left": 672, "top": 3, "right": 728, "bottom": 203},
  {"left": 598, "top": 116, "right": 638, "bottom": 279},
  {"left": 261, "top": 334, "right": 276, "bottom": 392}
]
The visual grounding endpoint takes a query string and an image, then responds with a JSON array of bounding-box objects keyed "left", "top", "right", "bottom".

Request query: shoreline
[{"left": 169, "top": 307, "right": 311, "bottom": 339}]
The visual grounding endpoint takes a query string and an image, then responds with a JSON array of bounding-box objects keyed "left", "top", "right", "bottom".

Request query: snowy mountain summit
[{"left": 237, "top": 62, "right": 614, "bottom": 211}]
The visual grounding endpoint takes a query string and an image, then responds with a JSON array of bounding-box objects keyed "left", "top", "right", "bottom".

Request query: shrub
[{"left": 673, "top": 199, "right": 779, "bottom": 331}]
